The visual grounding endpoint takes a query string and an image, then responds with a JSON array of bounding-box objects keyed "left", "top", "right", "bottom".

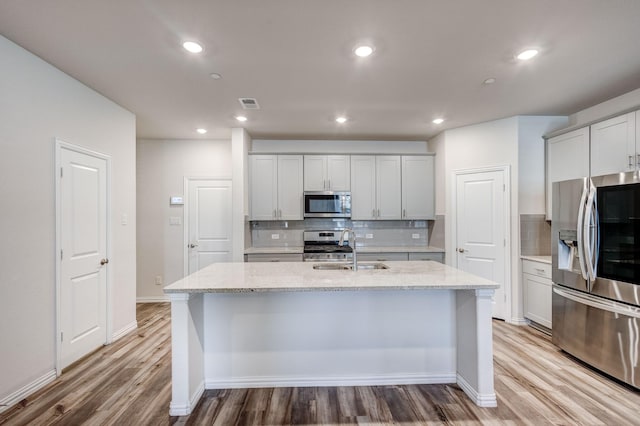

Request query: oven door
[
  {"left": 303, "top": 191, "right": 351, "bottom": 218},
  {"left": 591, "top": 171, "right": 640, "bottom": 307}
]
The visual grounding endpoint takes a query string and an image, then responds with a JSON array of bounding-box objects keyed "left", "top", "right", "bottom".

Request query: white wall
[
  {"left": 136, "top": 138, "right": 232, "bottom": 300},
  {"left": 518, "top": 116, "right": 569, "bottom": 214},
  {"left": 252, "top": 139, "right": 429, "bottom": 154},
  {"left": 0, "top": 36, "right": 136, "bottom": 404}
]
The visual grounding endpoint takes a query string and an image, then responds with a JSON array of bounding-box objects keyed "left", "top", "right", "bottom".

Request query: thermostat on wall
[{"left": 170, "top": 196, "right": 184, "bottom": 206}]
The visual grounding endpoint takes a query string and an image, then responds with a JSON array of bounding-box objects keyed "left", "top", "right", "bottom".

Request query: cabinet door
[
  {"left": 590, "top": 112, "right": 636, "bottom": 177},
  {"left": 327, "top": 155, "right": 351, "bottom": 190},
  {"left": 523, "top": 273, "right": 552, "bottom": 328},
  {"left": 303, "top": 155, "right": 327, "bottom": 191},
  {"left": 402, "top": 156, "right": 435, "bottom": 219},
  {"left": 546, "top": 127, "right": 589, "bottom": 220},
  {"left": 277, "top": 155, "right": 304, "bottom": 220},
  {"left": 250, "top": 155, "right": 278, "bottom": 220},
  {"left": 376, "top": 156, "right": 402, "bottom": 220},
  {"left": 350, "top": 156, "right": 376, "bottom": 220}
]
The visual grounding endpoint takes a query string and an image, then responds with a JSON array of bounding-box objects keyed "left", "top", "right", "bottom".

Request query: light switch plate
[
  {"left": 271, "top": 234, "right": 280, "bottom": 240},
  {"left": 365, "top": 233, "right": 374, "bottom": 239},
  {"left": 412, "top": 233, "right": 420, "bottom": 239},
  {"left": 170, "top": 216, "right": 181, "bottom": 225}
]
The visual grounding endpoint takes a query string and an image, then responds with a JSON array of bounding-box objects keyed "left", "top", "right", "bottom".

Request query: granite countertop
[
  {"left": 245, "top": 246, "right": 445, "bottom": 255},
  {"left": 521, "top": 255, "right": 552, "bottom": 264},
  {"left": 164, "top": 261, "right": 498, "bottom": 294}
]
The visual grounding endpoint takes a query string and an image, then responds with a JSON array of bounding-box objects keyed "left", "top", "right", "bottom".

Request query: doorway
[
  {"left": 453, "top": 166, "right": 510, "bottom": 320},
  {"left": 55, "top": 140, "right": 110, "bottom": 372},
  {"left": 184, "top": 178, "right": 233, "bottom": 276}
]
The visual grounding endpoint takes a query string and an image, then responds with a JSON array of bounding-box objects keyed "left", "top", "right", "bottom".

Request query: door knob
[
  {"left": 189, "top": 243, "right": 198, "bottom": 248},
  {"left": 100, "top": 258, "right": 109, "bottom": 265},
  {"left": 457, "top": 248, "right": 466, "bottom": 253}
]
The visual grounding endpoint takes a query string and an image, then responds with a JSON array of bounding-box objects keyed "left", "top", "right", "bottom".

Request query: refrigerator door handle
[
  {"left": 583, "top": 183, "right": 598, "bottom": 284},
  {"left": 576, "top": 180, "right": 589, "bottom": 280},
  {"left": 554, "top": 285, "right": 640, "bottom": 318}
]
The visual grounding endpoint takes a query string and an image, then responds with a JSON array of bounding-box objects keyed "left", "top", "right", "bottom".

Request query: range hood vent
[{"left": 239, "top": 98, "right": 260, "bottom": 109}]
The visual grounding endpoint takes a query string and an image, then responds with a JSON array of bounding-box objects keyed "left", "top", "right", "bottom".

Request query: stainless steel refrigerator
[{"left": 552, "top": 172, "right": 640, "bottom": 389}]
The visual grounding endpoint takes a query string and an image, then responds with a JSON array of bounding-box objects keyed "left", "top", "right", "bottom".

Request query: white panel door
[
  {"left": 187, "top": 180, "right": 232, "bottom": 274},
  {"left": 277, "top": 155, "right": 304, "bottom": 220},
  {"left": 350, "top": 156, "right": 376, "bottom": 220},
  {"left": 59, "top": 147, "right": 108, "bottom": 369},
  {"left": 249, "top": 155, "right": 277, "bottom": 220},
  {"left": 303, "top": 155, "right": 327, "bottom": 191},
  {"left": 402, "top": 155, "right": 435, "bottom": 220},
  {"left": 590, "top": 112, "right": 636, "bottom": 176},
  {"left": 327, "top": 155, "right": 351, "bottom": 191},
  {"left": 376, "top": 156, "right": 402, "bottom": 220},
  {"left": 455, "top": 169, "right": 506, "bottom": 319}
]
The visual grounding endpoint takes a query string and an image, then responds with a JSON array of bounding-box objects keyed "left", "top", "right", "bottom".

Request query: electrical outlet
[
  {"left": 271, "top": 234, "right": 280, "bottom": 240},
  {"left": 365, "top": 233, "right": 374, "bottom": 239},
  {"left": 412, "top": 233, "right": 420, "bottom": 239},
  {"left": 155, "top": 275, "right": 163, "bottom": 286}
]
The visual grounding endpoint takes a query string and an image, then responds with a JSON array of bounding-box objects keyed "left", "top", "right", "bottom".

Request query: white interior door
[
  {"left": 58, "top": 145, "right": 109, "bottom": 369},
  {"left": 455, "top": 169, "right": 507, "bottom": 319},
  {"left": 187, "top": 179, "right": 233, "bottom": 274}
]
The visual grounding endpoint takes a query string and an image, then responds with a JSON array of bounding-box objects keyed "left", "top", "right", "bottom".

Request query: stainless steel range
[{"left": 303, "top": 230, "right": 353, "bottom": 262}]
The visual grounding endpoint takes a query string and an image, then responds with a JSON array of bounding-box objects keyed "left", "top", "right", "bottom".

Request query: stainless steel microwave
[{"left": 303, "top": 191, "right": 351, "bottom": 218}]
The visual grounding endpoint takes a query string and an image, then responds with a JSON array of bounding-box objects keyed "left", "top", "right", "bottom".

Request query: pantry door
[
  {"left": 185, "top": 179, "right": 233, "bottom": 275},
  {"left": 454, "top": 167, "right": 510, "bottom": 320},
  {"left": 56, "top": 141, "right": 110, "bottom": 372}
]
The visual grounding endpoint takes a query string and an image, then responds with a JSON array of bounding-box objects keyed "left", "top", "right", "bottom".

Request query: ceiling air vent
[{"left": 239, "top": 98, "right": 260, "bottom": 110}]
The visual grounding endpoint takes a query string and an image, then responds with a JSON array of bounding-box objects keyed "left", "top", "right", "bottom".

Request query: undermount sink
[{"left": 312, "top": 262, "right": 389, "bottom": 271}]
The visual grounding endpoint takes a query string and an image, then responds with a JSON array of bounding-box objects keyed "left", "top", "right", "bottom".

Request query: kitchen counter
[
  {"left": 244, "top": 245, "right": 444, "bottom": 255},
  {"left": 165, "top": 261, "right": 498, "bottom": 415},
  {"left": 521, "top": 255, "right": 551, "bottom": 264}
]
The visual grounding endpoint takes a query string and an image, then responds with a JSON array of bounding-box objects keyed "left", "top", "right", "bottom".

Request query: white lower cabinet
[
  {"left": 522, "top": 259, "right": 552, "bottom": 329},
  {"left": 245, "top": 253, "right": 303, "bottom": 262}
]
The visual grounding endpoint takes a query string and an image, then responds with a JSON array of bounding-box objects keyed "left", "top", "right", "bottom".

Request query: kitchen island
[{"left": 164, "top": 261, "right": 499, "bottom": 415}]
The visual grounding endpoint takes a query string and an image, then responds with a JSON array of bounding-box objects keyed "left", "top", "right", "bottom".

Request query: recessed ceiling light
[
  {"left": 183, "top": 41, "right": 203, "bottom": 53},
  {"left": 432, "top": 118, "right": 444, "bottom": 125},
  {"left": 209, "top": 73, "right": 222, "bottom": 80},
  {"left": 483, "top": 77, "right": 496, "bottom": 85},
  {"left": 516, "top": 49, "right": 538, "bottom": 61},
  {"left": 336, "top": 116, "right": 348, "bottom": 124},
  {"left": 354, "top": 45, "right": 374, "bottom": 57},
  {"left": 235, "top": 116, "right": 248, "bottom": 122},
  {"left": 196, "top": 128, "right": 207, "bottom": 134}
]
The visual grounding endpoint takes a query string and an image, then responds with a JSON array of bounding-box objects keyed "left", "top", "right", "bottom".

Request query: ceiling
[{"left": 2, "top": 1, "right": 640, "bottom": 141}]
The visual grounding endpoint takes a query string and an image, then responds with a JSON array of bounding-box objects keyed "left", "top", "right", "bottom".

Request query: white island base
[{"left": 164, "top": 261, "right": 498, "bottom": 416}]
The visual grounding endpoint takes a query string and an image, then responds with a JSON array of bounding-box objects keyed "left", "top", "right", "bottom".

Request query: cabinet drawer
[
  {"left": 358, "top": 252, "right": 408, "bottom": 262},
  {"left": 408, "top": 252, "right": 444, "bottom": 263},
  {"left": 523, "top": 273, "right": 552, "bottom": 328},
  {"left": 245, "top": 253, "right": 303, "bottom": 262},
  {"left": 522, "top": 260, "right": 551, "bottom": 279}
]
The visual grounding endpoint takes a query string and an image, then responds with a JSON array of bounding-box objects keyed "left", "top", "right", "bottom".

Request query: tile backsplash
[
  {"left": 520, "top": 214, "right": 551, "bottom": 256},
  {"left": 250, "top": 219, "right": 434, "bottom": 248}
]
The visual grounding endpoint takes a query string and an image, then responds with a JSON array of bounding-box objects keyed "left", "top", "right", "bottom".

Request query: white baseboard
[
  {"left": 136, "top": 296, "right": 170, "bottom": 303},
  {"left": 205, "top": 373, "right": 456, "bottom": 390},
  {"left": 0, "top": 370, "right": 57, "bottom": 414},
  {"left": 169, "top": 380, "right": 204, "bottom": 416},
  {"left": 111, "top": 320, "right": 137, "bottom": 342},
  {"left": 509, "top": 317, "right": 528, "bottom": 326},
  {"left": 456, "top": 373, "right": 497, "bottom": 407}
]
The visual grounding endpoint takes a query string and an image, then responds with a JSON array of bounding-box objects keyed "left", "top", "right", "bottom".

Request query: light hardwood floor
[{"left": 1, "top": 302, "right": 639, "bottom": 425}]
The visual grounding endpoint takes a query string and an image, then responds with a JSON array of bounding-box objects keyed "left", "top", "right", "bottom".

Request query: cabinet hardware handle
[
  {"left": 535, "top": 268, "right": 546, "bottom": 273},
  {"left": 273, "top": 209, "right": 277, "bottom": 218},
  {"left": 637, "top": 153, "right": 640, "bottom": 169},
  {"left": 328, "top": 179, "right": 331, "bottom": 189},
  {"left": 372, "top": 209, "right": 376, "bottom": 218},
  {"left": 403, "top": 209, "right": 406, "bottom": 218},
  {"left": 629, "top": 155, "right": 634, "bottom": 169},
  {"left": 377, "top": 209, "right": 381, "bottom": 218}
]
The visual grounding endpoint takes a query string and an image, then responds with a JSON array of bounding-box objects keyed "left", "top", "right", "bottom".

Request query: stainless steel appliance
[
  {"left": 303, "top": 191, "right": 351, "bottom": 218},
  {"left": 552, "top": 171, "right": 640, "bottom": 389},
  {"left": 302, "top": 230, "right": 353, "bottom": 262}
]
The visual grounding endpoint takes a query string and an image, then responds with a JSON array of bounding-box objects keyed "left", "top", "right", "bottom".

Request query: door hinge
[
  {"left": 503, "top": 239, "right": 506, "bottom": 247},
  {"left": 60, "top": 249, "right": 63, "bottom": 260},
  {"left": 61, "top": 332, "right": 63, "bottom": 342},
  {"left": 60, "top": 167, "right": 64, "bottom": 178},
  {"left": 503, "top": 184, "right": 505, "bottom": 191}
]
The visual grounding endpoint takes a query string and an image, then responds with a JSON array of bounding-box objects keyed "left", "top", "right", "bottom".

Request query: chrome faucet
[{"left": 339, "top": 228, "right": 357, "bottom": 271}]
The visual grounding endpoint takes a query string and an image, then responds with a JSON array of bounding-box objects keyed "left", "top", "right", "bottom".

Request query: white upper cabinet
[
  {"left": 546, "top": 127, "right": 589, "bottom": 220},
  {"left": 350, "top": 155, "right": 401, "bottom": 220},
  {"left": 590, "top": 112, "right": 637, "bottom": 177},
  {"left": 401, "top": 155, "right": 435, "bottom": 220},
  {"left": 250, "top": 155, "right": 303, "bottom": 220},
  {"left": 303, "top": 155, "right": 350, "bottom": 191}
]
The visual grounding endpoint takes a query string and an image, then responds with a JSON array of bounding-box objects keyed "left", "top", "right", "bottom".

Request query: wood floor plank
[{"left": 3, "top": 303, "right": 640, "bottom": 425}]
